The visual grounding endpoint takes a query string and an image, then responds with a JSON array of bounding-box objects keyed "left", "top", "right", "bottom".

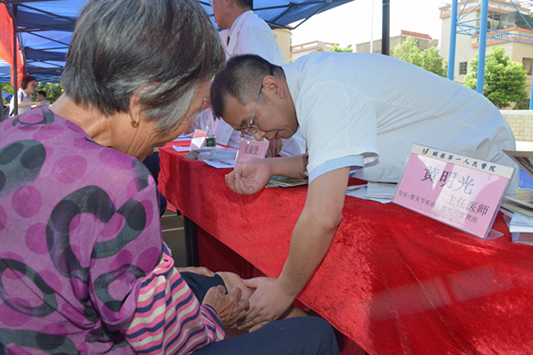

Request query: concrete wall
[
  {"left": 501, "top": 110, "right": 533, "bottom": 141},
  {"left": 290, "top": 41, "right": 338, "bottom": 62},
  {"left": 273, "top": 28, "right": 292, "bottom": 63},
  {"left": 357, "top": 32, "right": 438, "bottom": 54}
]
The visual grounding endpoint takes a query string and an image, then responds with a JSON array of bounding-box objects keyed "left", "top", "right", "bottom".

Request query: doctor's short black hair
[{"left": 210, "top": 54, "right": 282, "bottom": 119}]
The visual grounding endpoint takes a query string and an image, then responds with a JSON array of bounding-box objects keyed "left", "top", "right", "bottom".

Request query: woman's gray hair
[{"left": 61, "top": 0, "right": 225, "bottom": 132}]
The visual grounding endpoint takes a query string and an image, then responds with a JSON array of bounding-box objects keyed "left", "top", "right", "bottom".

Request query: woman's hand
[{"left": 203, "top": 286, "right": 249, "bottom": 328}]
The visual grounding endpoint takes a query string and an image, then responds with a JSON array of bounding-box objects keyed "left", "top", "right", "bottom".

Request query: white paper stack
[
  {"left": 346, "top": 182, "right": 397, "bottom": 204},
  {"left": 197, "top": 148, "right": 237, "bottom": 169},
  {"left": 500, "top": 201, "right": 533, "bottom": 246}
]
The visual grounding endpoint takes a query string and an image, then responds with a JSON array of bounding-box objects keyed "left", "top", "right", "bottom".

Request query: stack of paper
[
  {"left": 501, "top": 150, "right": 533, "bottom": 245},
  {"left": 502, "top": 188, "right": 533, "bottom": 218},
  {"left": 197, "top": 148, "right": 237, "bottom": 168},
  {"left": 366, "top": 182, "right": 397, "bottom": 200},
  {"left": 501, "top": 206, "right": 533, "bottom": 246},
  {"left": 346, "top": 182, "right": 397, "bottom": 204},
  {"left": 265, "top": 175, "right": 308, "bottom": 188}
]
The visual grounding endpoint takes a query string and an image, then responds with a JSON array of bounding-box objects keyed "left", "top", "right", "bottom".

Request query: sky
[{"left": 290, "top": 0, "right": 451, "bottom": 50}]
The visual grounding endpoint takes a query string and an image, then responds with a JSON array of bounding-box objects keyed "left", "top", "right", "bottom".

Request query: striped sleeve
[{"left": 120, "top": 248, "right": 225, "bottom": 354}]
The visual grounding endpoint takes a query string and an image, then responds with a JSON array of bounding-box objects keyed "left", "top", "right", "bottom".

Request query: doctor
[{"left": 209, "top": 52, "right": 518, "bottom": 331}]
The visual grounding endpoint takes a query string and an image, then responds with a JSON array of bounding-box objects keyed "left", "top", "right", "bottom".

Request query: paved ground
[{"left": 161, "top": 210, "right": 188, "bottom": 267}]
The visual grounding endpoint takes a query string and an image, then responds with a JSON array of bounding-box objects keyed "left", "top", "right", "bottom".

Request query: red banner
[{"left": 0, "top": 4, "right": 25, "bottom": 87}]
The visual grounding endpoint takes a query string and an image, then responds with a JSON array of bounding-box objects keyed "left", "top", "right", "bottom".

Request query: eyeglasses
[{"left": 241, "top": 85, "right": 263, "bottom": 138}]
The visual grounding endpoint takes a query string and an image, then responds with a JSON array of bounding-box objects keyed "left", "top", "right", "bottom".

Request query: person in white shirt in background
[
  {"left": 9, "top": 75, "right": 42, "bottom": 116},
  {"left": 208, "top": 0, "right": 305, "bottom": 157},
  {"left": 37, "top": 90, "right": 51, "bottom": 107},
  {"left": 185, "top": 91, "right": 241, "bottom": 148}
]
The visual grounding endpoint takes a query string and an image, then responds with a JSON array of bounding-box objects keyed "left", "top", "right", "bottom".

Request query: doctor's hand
[
  {"left": 266, "top": 138, "right": 283, "bottom": 158},
  {"left": 225, "top": 159, "right": 273, "bottom": 195},
  {"left": 237, "top": 277, "right": 296, "bottom": 332}
]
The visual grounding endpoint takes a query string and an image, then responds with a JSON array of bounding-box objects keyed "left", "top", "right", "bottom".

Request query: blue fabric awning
[{"left": 0, "top": 0, "right": 355, "bottom": 83}]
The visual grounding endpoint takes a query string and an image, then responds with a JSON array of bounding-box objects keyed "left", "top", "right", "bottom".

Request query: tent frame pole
[
  {"left": 476, "top": 0, "right": 489, "bottom": 94},
  {"left": 447, "top": 0, "right": 458, "bottom": 80},
  {"left": 382, "top": 0, "right": 390, "bottom": 55},
  {"left": 9, "top": 3, "right": 19, "bottom": 116}
]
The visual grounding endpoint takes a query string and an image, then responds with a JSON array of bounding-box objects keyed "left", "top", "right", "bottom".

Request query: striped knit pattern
[{"left": 121, "top": 250, "right": 224, "bottom": 354}]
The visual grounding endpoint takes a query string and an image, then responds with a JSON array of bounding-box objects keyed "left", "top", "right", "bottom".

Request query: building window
[
  {"left": 290, "top": 37, "right": 292, "bottom": 53},
  {"left": 523, "top": 58, "right": 533, "bottom": 75},
  {"left": 459, "top": 62, "right": 467, "bottom": 75},
  {"left": 488, "top": 12, "right": 501, "bottom": 21}
]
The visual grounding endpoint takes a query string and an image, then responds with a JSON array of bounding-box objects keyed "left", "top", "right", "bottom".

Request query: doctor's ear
[{"left": 262, "top": 76, "right": 285, "bottom": 99}]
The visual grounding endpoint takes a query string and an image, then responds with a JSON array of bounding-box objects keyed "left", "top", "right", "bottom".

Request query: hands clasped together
[
  {"left": 238, "top": 277, "right": 297, "bottom": 332},
  {"left": 181, "top": 267, "right": 297, "bottom": 332},
  {"left": 205, "top": 276, "right": 296, "bottom": 332}
]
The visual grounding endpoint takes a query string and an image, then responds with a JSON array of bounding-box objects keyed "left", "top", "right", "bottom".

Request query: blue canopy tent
[{"left": 0, "top": 0, "right": 361, "bottom": 83}]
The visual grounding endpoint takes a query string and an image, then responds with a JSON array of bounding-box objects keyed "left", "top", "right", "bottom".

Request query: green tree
[
  {"left": 1, "top": 81, "right": 63, "bottom": 103},
  {"left": 329, "top": 44, "right": 353, "bottom": 53},
  {"left": 1, "top": 82, "right": 14, "bottom": 95},
  {"left": 393, "top": 37, "right": 422, "bottom": 66},
  {"left": 1, "top": 83, "right": 13, "bottom": 106},
  {"left": 464, "top": 47, "right": 528, "bottom": 109},
  {"left": 392, "top": 37, "right": 447, "bottom": 77},
  {"left": 37, "top": 82, "right": 63, "bottom": 103}
]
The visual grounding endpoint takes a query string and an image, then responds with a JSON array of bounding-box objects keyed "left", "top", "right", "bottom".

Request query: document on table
[
  {"left": 265, "top": 176, "right": 308, "bottom": 188},
  {"left": 501, "top": 188, "right": 533, "bottom": 219},
  {"left": 500, "top": 208, "right": 533, "bottom": 245},
  {"left": 198, "top": 148, "right": 237, "bottom": 168},
  {"left": 173, "top": 145, "right": 191, "bottom": 152},
  {"left": 173, "top": 143, "right": 230, "bottom": 154},
  {"left": 172, "top": 134, "right": 193, "bottom": 152},
  {"left": 173, "top": 134, "right": 193, "bottom": 141},
  {"left": 508, "top": 212, "right": 533, "bottom": 233},
  {"left": 346, "top": 182, "right": 397, "bottom": 203}
]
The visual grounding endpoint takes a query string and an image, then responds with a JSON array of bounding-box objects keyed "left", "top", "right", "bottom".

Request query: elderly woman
[{"left": 0, "top": 0, "right": 339, "bottom": 354}]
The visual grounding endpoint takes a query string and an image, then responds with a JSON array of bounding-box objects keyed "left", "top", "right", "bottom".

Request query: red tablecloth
[{"left": 159, "top": 143, "right": 533, "bottom": 355}]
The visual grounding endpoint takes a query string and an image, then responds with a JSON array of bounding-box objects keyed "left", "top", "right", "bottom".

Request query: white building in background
[
  {"left": 356, "top": 30, "right": 438, "bottom": 54},
  {"left": 274, "top": 0, "right": 533, "bottom": 105},
  {"left": 273, "top": 28, "right": 292, "bottom": 62},
  {"left": 290, "top": 40, "right": 339, "bottom": 61},
  {"left": 440, "top": 0, "right": 533, "bottom": 99},
  {"left": 273, "top": 27, "right": 339, "bottom": 63}
]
